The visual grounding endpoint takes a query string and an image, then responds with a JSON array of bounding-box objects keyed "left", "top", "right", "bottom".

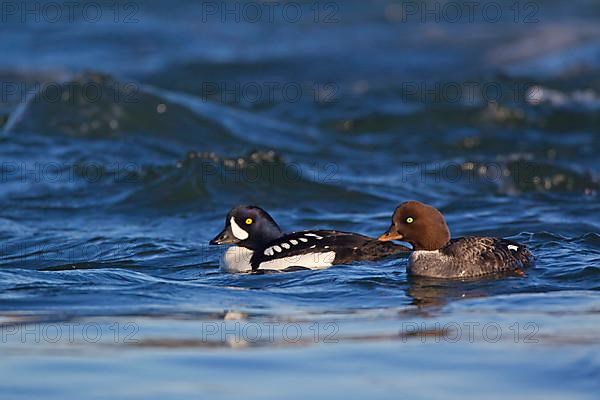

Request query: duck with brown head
[{"left": 379, "top": 201, "right": 533, "bottom": 279}]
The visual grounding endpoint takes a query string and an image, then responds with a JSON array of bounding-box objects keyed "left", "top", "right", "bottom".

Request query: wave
[
  {"left": 122, "top": 149, "right": 379, "bottom": 209},
  {"left": 453, "top": 157, "right": 599, "bottom": 195},
  {"left": 2, "top": 72, "right": 319, "bottom": 155}
]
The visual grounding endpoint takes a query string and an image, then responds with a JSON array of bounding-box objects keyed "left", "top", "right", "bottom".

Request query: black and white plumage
[
  {"left": 210, "top": 206, "right": 409, "bottom": 273},
  {"left": 379, "top": 201, "right": 533, "bottom": 279}
]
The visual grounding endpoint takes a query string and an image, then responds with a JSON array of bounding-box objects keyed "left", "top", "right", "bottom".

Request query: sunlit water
[{"left": 1, "top": 1, "right": 599, "bottom": 398}]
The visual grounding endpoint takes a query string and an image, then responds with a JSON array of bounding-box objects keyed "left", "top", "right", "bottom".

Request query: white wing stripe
[
  {"left": 304, "top": 233, "right": 323, "bottom": 239},
  {"left": 258, "top": 252, "right": 336, "bottom": 271}
]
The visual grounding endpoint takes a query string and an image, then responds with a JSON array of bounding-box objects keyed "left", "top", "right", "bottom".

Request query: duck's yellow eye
[
  {"left": 245, "top": 218, "right": 253, "bottom": 225},
  {"left": 406, "top": 217, "right": 414, "bottom": 224}
]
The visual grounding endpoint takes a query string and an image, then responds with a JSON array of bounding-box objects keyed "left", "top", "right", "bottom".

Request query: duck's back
[
  {"left": 330, "top": 231, "right": 410, "bottom": 264},
  {"left": 409, "top": 237, "right": 533, "bottom": 278},
  {"left": 251, "top": 230, "right": 409, "bottom": 271}
]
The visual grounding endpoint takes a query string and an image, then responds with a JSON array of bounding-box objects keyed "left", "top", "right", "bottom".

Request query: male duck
[{"left": 210, "top": 205, "right": 409, "bottom": 273}]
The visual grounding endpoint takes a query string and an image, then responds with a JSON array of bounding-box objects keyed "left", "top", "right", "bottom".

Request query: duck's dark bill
[{"left": 210, "top": 228, "right": 239, "bottom": 245}]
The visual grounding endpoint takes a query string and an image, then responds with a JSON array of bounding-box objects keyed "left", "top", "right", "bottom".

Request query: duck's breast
[{"left": 220, "top": 246, "right": 254, "bottom": 273}]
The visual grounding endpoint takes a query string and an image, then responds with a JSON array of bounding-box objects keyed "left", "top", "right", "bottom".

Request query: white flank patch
[
  {"left": 273, "top": 245, "right": 282, "bottom": 253},
  {"left": 290, "top": 240, "right": 298, "bottom": 245},
  {"left": 299, "top": 238, "right": 308, "bottom": 243},
  {"left": 230, "top": 217, "right": 249, "bottom": 240},
  {"left": 220, "top": 246, "right": 253, "bottom": 273},
  {"left": 281, "top": 243, "right": 291, "bottom": 249},
  {"left": 264, "top": 248, "right": 274, "bottom": 256},
  {"left": 259, "top": 251, "right": 336, "bottom": 271},
  {"left": 508, "top": 245, "right": 519, "bottom": 251},
  {"left": 410, "top": 250, "right": 443, "bottom": 264}
]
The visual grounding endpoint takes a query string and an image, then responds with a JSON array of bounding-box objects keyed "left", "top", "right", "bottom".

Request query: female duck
[
  {"left": 378, "top": 201, "right": 533, "bottom": 278},
  {"left": 210, "top": 205, "right": 409, "bottom": 273}
]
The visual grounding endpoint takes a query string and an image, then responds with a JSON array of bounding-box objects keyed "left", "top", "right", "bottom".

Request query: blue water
[{"left": 1, "top": 0, "right": 599, "bottom": 398}]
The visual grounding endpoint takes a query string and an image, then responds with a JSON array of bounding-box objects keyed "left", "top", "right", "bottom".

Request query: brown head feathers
[{"left": 379, "top": 201, "right": 451, "bottom": 251}]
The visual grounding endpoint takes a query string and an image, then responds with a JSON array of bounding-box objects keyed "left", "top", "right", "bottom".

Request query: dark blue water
[{"left": 1, "top": 1, "right": 599, "bottom": 398}]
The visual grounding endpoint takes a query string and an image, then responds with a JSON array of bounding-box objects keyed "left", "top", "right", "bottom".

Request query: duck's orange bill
[{"left": 378, "top": 232, "right": 403, "bottom": 241}]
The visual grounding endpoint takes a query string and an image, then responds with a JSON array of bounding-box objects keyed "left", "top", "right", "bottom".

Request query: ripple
[{"left": 122, "top": 149, "right": 379, "bottom": 209}]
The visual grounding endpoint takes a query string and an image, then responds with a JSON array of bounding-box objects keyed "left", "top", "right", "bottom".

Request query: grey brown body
[{"left": 409, "top": 237, "right": 533, "bottom": 278}]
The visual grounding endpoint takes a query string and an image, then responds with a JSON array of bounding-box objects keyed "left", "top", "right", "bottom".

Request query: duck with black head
[
  {"left": 210, "top": 205, "right": 410, "bottom": 273},
  {"left": 378, "top": 201, "right": 533, "bottom": 279}
]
